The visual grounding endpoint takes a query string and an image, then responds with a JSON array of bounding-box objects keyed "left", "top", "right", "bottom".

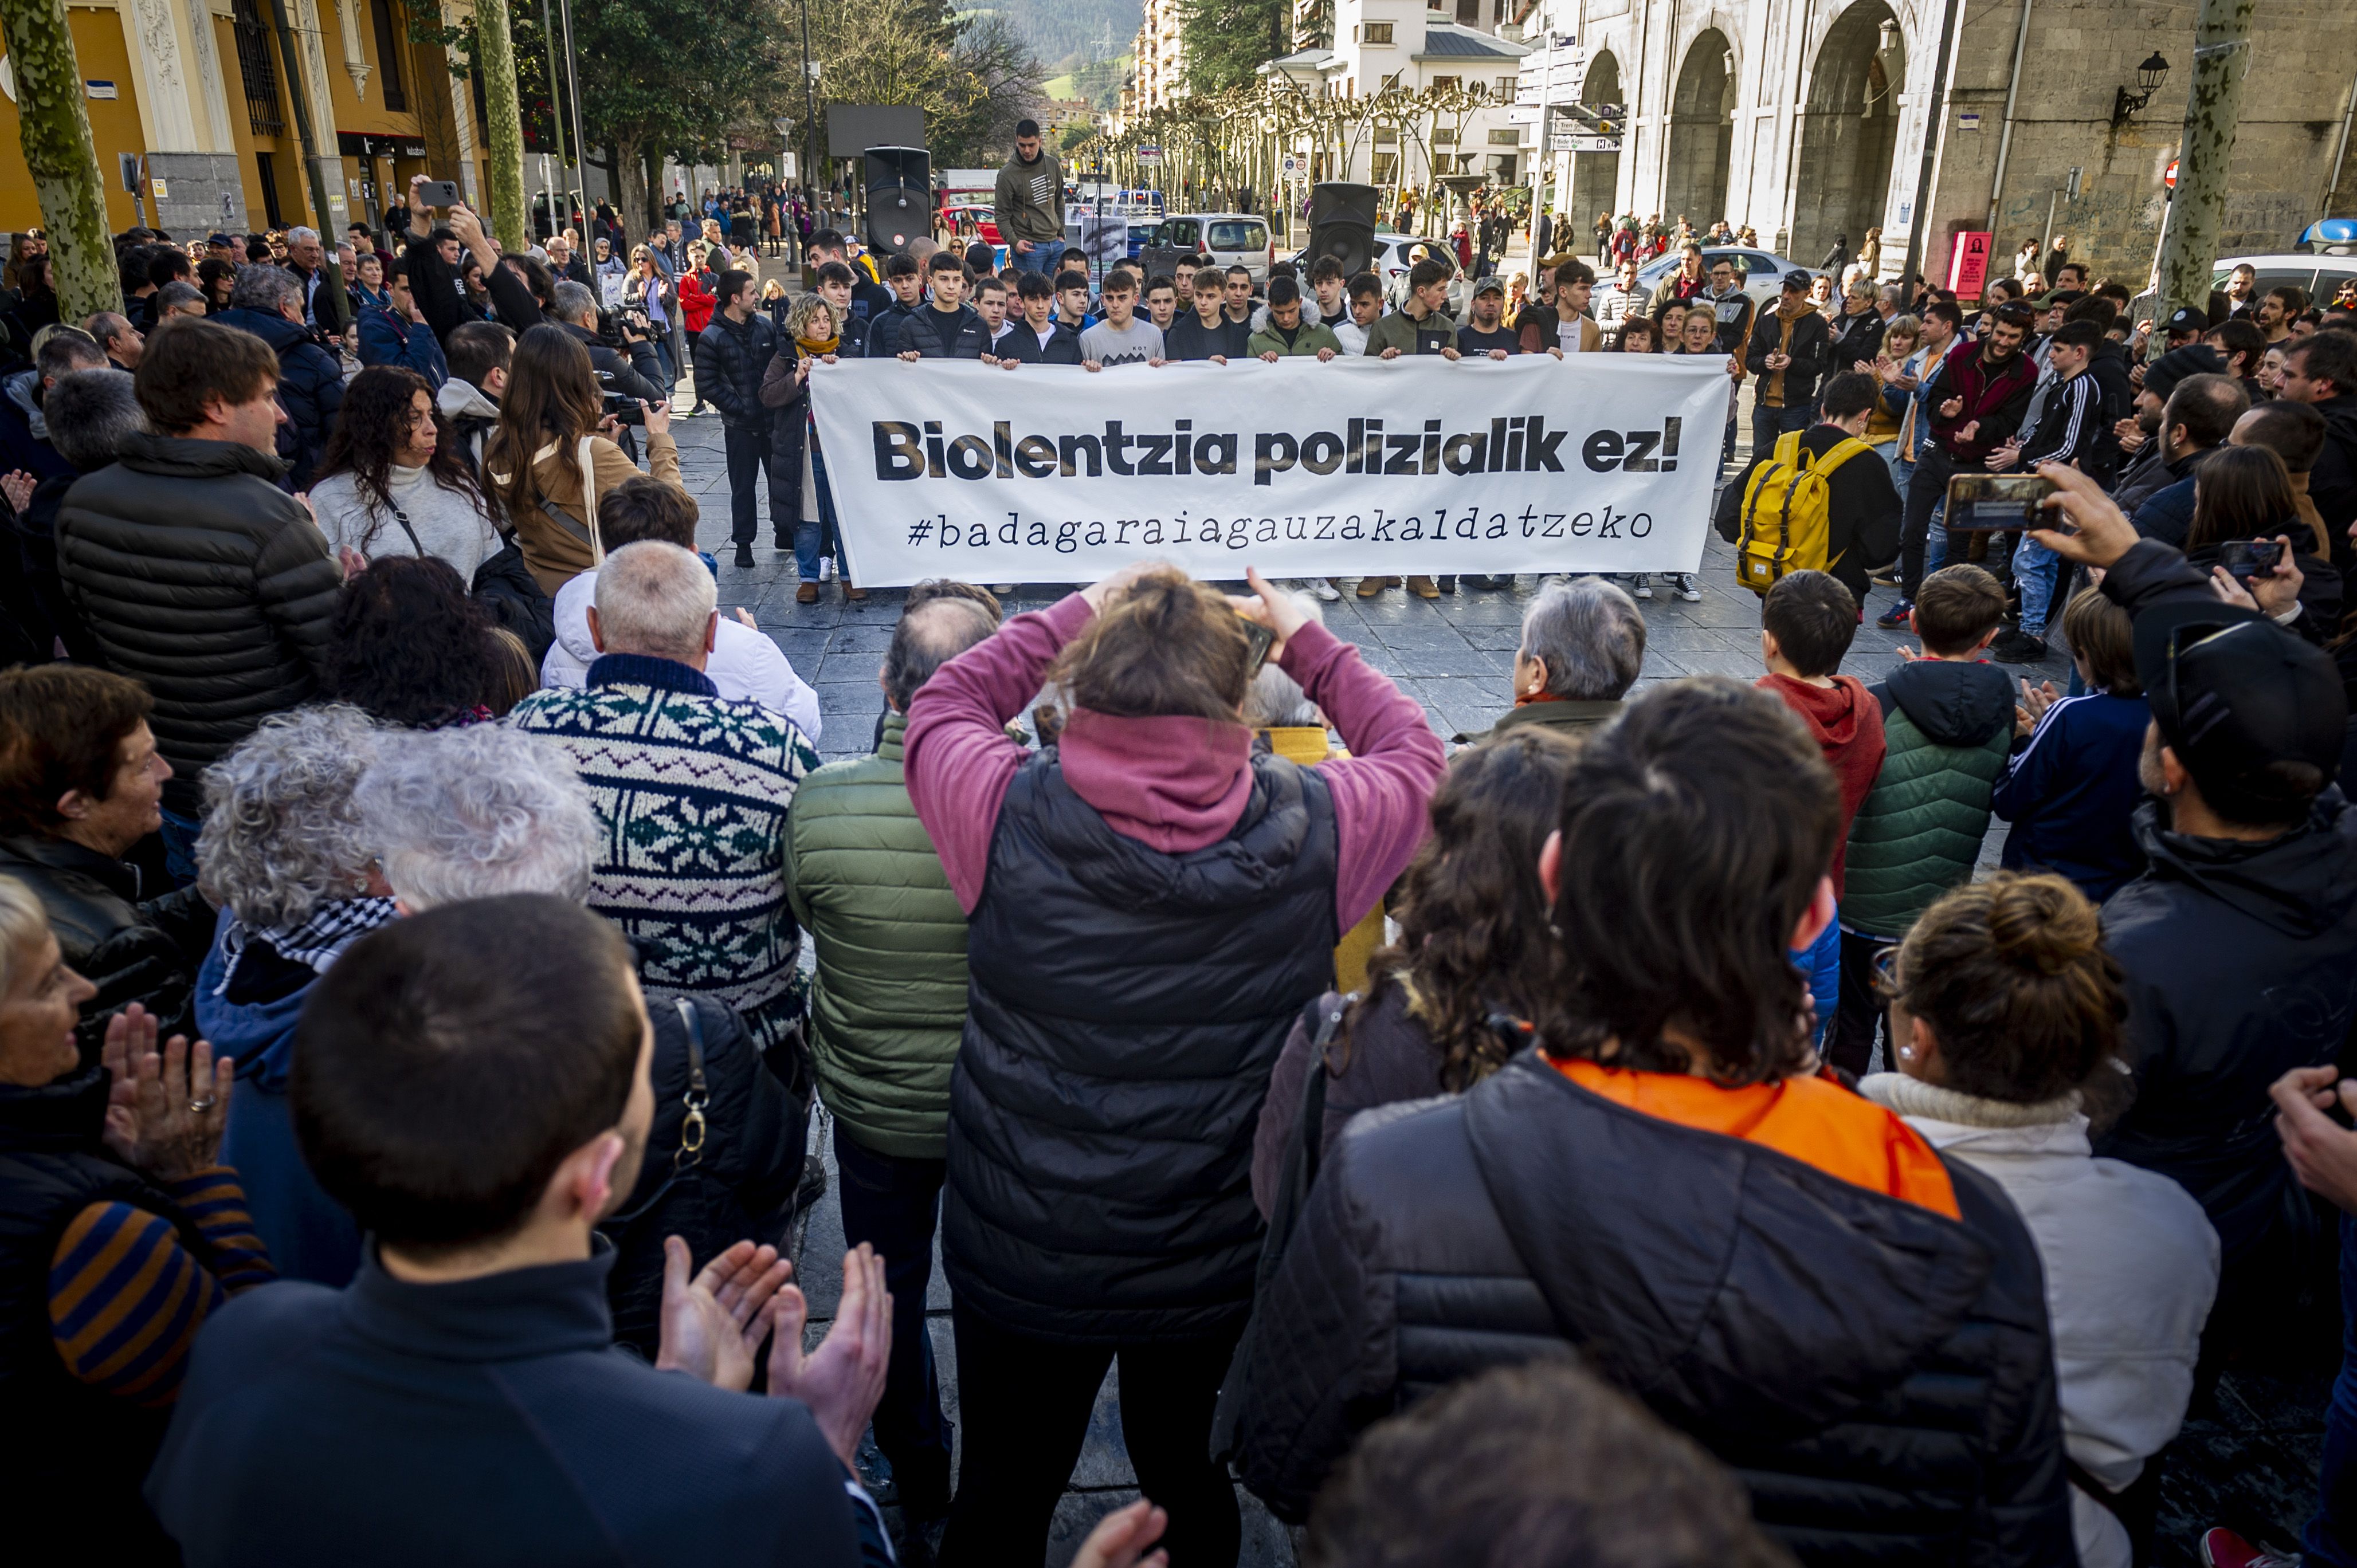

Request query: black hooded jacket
[
  {"left": 1715, "top": 424, "right": 1904, "bottom": 602},
  {"left": 2306, "top": 391, "right": 2357, "bottom": 573},
  {"left": 1226, "top": 1053, "right": 2074, "bottom": 1563},
  {"left": 2096, "top": 789, "right": 2357, "bottom": 1262}
]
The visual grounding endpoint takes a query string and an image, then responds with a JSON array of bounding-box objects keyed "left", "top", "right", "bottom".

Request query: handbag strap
[
  {"left": 385, "top": 502, "right": 425, "bottom": 557},
  {"left": 596, "top": 997, "right": 715, "bottom": 1229}
]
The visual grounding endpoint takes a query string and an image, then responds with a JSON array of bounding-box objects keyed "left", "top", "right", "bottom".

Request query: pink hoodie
[{"left": 905, "top": 592, "right": 1445, "bottom": 930}]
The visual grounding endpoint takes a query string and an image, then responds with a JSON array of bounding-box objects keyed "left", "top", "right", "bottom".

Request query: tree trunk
[
  {"left": 0, "top": 0, "right": 117, "bottom": 321},
  {"left": 615, "top": 137, "right": 649, "bottom": 244},
  {"left": 471, "top": 0, "right": 529, "bottom": 251},
  {"left": 2156, "top": 0, "right": 2253, "bottom": 320}
]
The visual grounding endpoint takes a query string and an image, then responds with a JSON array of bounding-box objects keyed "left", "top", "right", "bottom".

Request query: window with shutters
[
  {"left": 232, "top": 0, "right": 284, "bottom": 136},
  {"left": 370, "top": 0, "right": 407, "bottom": 112}
]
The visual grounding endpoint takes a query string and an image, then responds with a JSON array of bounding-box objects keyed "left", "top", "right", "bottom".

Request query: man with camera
[{"left": 550, "top": 281, "right": 666, "bottom": 412}]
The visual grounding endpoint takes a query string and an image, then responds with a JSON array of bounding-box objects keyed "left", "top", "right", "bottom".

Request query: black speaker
[
  {"left": 1308, "top": 182, "right": 1379, "bottom": 278},
  {"left": 862, "top": 146, "right": 931, "bottom": 255}
]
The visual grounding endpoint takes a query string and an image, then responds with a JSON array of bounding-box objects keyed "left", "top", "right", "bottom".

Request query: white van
[{"left": 1147, "top": 213, "right": 1275, "bottom": 287}]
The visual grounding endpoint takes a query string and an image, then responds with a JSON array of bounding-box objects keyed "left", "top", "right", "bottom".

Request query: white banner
[{"left": 807, "top": 355, "right": 1731, "bottom": 587}]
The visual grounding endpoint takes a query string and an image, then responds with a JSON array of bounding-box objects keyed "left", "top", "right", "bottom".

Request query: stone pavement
[{"left": 657, "top": 390, "right": 2325, "bottom": 1568}]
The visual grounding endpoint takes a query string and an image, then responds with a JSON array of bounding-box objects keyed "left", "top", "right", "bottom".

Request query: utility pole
[
  {"left": 0, "top": 0, "right": 116, "bottom": 320},
  {"left": 798, "top": 0, "right": 820, "bottom": 226},
  {"left": 2154, "top": 0, "right": 2252, "bottom": 319},
  {"left": 264, "top": 0, "right": 348, "bottom": 304},
  {"left": 539, "top": 0, "right": 568, "bottom": 239},
  {"left": 556, "top": 0, "right": 588, "bottom": 229},
  {"left": 1899, "top": 0, "right": 1960, "bottom": 290}
]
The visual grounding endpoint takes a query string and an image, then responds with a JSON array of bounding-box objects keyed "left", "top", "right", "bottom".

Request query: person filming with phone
[
  {"left": 899, "top": 560, "right": 1445, "bottom": 1567},
  {"left": 2017, "top": 461, "right": 2357, "bottom": 1397}
]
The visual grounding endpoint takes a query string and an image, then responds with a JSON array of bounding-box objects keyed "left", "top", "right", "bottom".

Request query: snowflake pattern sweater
[{"left": 508, "top": 652, "right": 819, "bottom": 1052}]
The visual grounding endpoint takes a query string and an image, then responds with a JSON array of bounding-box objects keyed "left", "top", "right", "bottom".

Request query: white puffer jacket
[{"left": 539, "top": 569, "right": 821, "bottom": 744}]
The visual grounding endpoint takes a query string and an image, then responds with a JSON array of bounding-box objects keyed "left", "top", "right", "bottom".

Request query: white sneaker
[
  {"left": 1303, "top": 578, "right": 1342, "bottom": 603},
  {"left": 1671, "top": 573, "right": 1702, "bottom": 603},
  {"left": 1630, "top": 574, "right": 1654, "bottom": 599},
  {"left": 819, "top": 557, "right": 836, "bottom": 582}
]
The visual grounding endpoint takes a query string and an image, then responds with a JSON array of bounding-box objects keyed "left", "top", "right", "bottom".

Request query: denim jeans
[
  {"left": 2013, "top": 532, "right": 2062, "bottom": 639},
  {"left": 1901, "top": 447, "right": 1954, "bottom": 599},
  {"left": 1796, "top": 899, "right": 1842, "bottom": 1049},
  {"left": 1750, "top": 400, "right": 1813, "bottom": 461},
  {"left": 794, "top": 434, "right": 839, "bottom": 579},
  {"left": 833, "top": 1125, "right": 952, "bottom": 1515},
  {"left": 1889, "top": 449, "right": 1913, "bottom": 508},
  {"left": 1009, "top": 239, "right": 1064, "bottom": 277}
]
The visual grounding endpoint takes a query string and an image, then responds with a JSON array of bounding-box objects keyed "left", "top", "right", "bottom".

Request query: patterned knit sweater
[{"left": 508, "top": 651, "right": 819, "bottom": 1052}]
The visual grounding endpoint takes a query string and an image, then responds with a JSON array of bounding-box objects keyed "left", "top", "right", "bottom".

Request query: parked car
[
  {"left": 1600, "top": 246, "right": 1819, "bottom": 324},
  {"left": 2210, "top": 251, "right": 2357, "bottom": 309},
  {"left": 940, "top": 204, "right": 1002, "bottom": 246},
  {"left": 1126, "top": 222, "right": 1159, "bottom": 261},
  {"left": 1147, "top": 213, "right": 1276, "bottom": 286}
]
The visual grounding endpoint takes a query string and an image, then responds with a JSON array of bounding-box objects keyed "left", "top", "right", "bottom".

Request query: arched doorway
[
  {"left": 1791, "top": 1, "right": 1905, "bottom": 273},
  {"left": 1663, "top": 32, "right": 1735, "bottom": 232},
  {"left": 1567, "top": 52, "right": 1623, "bottom": 252}
]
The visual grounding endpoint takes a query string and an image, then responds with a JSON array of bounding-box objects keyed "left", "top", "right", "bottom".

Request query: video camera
[{"left": 595, "top": 304, "right": 653, "bottom": 348}]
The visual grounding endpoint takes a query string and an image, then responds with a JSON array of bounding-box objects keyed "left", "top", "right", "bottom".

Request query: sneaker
[
  {"left": 734, "top": 543, "right": 755, "bottom": 569},
  {"left": 1630, "top": 574, "right": 1654, "bottom": 599},
  {"left": 819, "top": 556, "right": 836, "bottom": 582},
  {"left": 1670, "top": 573, "right": 1702, "bottom": 602},
  {"left": 1876, "top": 598, "right": 1913, "bottom": 630},
  {"left": 2201, "top": 1528, "right": 2298, "bottom": 1568},
  {"left": 794, "top": 1153, "right": 828, "bottom": 1214},
  {"left": 1297, "top": 578, "right": 1341, "bottom": 603},
  {"left": 1989, "top": 627, "right": 2048, "bottom": 664}
]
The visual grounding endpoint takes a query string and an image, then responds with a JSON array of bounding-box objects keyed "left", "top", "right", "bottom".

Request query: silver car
[{"left": 1149, "top": 213, "right": 1276, "bottom": 286}]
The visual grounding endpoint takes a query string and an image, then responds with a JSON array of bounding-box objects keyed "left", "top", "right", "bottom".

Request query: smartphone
[
  {"left": 2218, "top": 538, "right": 2284, "bottom": 581},
  {"left": 1944, "top": 473, "right": 2058, "bottom": 531},
  {"left": 418, "top": 179, "right": 462, "bottom": 209},
  {"left": 1238, "top": 617, "right": 1277, "bottom": 675}
]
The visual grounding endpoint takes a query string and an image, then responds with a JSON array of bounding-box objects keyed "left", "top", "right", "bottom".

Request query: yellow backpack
[{"left": 1735, "top": 431, "right": 1872, "bottom": 595}]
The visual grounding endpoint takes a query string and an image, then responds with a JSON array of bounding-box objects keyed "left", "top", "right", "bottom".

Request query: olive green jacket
[
  {"left": 1453, "top": 698, "right": 1622, "bottom": 746},
  {"left": 782, "top": 710, "right": 968, "bottom": 1159}
]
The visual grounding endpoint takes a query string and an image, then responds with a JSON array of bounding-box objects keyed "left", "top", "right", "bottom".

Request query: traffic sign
[
  {"left": 1136, "top": 144, "right": 1162, "bottom": 164},
  {"left": 2164, "top": 158, "right": 2178, "bottom": 188}
]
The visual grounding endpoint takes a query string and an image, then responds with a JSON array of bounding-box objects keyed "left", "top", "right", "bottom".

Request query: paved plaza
[{"left": 662, "top": 394, "right": 2322, "bottom": 1568}]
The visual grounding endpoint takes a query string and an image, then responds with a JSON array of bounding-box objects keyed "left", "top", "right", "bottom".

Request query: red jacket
[
  {"left": 1758, "top": 673, "right": 1887, "bottom": 895},
  {"left": 678, "top": 272, "right": 715, "bottom": 335}
]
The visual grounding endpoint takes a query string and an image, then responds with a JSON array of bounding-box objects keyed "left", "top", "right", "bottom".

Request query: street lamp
[{"left": 2112, "top": 52, "right": 2170, "bottom": 128}]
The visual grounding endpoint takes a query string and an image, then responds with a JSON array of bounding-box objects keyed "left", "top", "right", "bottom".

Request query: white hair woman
[
  {"left": 0, "top": 874, "right": 274, "bottom": 1550},
  {"left": 195, "top": 705, "right": 388, "bottom": 1285}
]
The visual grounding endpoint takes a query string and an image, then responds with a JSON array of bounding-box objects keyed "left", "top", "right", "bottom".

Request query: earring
[{"left": 1897, "top": 1045, "right": 1914, "bottom": 1060}]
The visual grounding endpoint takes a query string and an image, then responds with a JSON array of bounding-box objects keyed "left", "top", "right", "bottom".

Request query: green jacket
[
  {"left": 1841, "top": 663, "right": 2015, "bottom": 938},
  {"left": 781, "top": 710, "right": 968, "bottom": 1158},
  {"left": 1453, "top": 698, "right": 1621, "bottom": 746},
  {"left": 1246, "top": 320, "right": 1342, "bottom": 358},
  {"left": 1362, "top": 307, "right": 1456, "bottom": 357}
]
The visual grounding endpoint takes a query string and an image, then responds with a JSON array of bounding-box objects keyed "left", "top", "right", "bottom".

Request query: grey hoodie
[{"left": 436, "top": 376, "right": 500, "bottom": 470}]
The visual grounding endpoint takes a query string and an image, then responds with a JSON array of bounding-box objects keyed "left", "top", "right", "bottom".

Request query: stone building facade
[
  {"left": 0, "top": 0, "right": 490, "bottom": 240},
  {"left": 1531, "top": 0, "right": 2357, "bottom": 285}
]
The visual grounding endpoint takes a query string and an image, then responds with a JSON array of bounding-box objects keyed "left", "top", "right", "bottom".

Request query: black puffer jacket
[
  {"left": 695, "top": 311, "right": 776, "bottom": 429},
  {"left": 55, "top": 433, "right": 341, "bottom": 813},
  {"left": 0, "top": 836, "right": 212, "bottom": 1062},
  {"left": 946, "top": 750, "right": 1339, "bottom": 1344},
  {"left": 209, "top": 306, "right": 344, "bottom": 489},
  {"left": 598, "top": 993, "right": 810, "bottom": 1361},
  {"left": 1227, "top": 1054, "right": 2074, "bottom": 1564},
  {"left": 898, "top": 303, "right": 991, "bottom": 360}
]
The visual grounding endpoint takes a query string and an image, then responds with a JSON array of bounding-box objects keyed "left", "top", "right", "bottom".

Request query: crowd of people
[{"left": 3, "top": 143, "right": 2357, "bottom": 1568}]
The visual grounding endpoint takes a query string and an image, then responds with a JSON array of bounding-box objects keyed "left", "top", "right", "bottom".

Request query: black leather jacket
[
  {"left": 0, "top": 834, "right": 213, "bottom": 1060},
  {"left": 1227, "top": 1052, "right": 2075, "bottom": 1564}
]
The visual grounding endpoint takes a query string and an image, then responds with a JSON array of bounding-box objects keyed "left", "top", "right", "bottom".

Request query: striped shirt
[{"left": 48, "top": 1168, "right": 275, "bottom": 1405}]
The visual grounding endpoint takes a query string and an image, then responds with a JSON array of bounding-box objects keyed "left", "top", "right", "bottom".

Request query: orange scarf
[{"left": 1550, "top": 1057, "right": 1960, "bottom": 1219}]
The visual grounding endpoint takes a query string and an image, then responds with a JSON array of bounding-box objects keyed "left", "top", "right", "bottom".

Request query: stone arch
[
  {"left": 1663, "top": 30, "right": 1736, "bottom": 232},
  {"left": 1567, "top": 50, "right": 1623, "bottom": 239},
  {"left": 1791, "top": 0, "right": 1907, "bottom": 273}
]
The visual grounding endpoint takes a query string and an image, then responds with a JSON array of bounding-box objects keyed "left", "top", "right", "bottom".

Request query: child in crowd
[
  {"left": 1993, "top": 587, "right": 2151, "bottom": 902},
  {"left": 1756, "top": 569, "right": 1888, "bottom": 1042},
  {"left": 1830, "top": 565, "right": 2014, "bottom": 1073}
]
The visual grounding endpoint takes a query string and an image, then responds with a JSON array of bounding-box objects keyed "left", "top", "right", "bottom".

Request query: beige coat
[{"left": 496, "top": 429, "right": 680, "bottom": 596}]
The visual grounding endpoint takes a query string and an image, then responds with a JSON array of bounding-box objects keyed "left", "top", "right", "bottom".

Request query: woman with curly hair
[
  {"left": 1859, "top": 873, "right": 2217, "bottom": 1568},
  {"left": 194, "top": 706, "right": 390, "bottom": 1285},
  {"left": 321, "top": 554, "right": 509, "bottom": 728},
  {"left": 307, "top": 366, "right": 502, "bottom": 580},
  {"left": 1251, "top": 725, "right": 1578, "bottom": 1217}
]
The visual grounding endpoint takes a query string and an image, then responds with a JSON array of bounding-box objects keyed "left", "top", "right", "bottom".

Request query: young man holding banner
[
  {"left": 1365, "top": 261, "right": 1461, "bottom": 360},
  {"left": 1168, "top": 268, "right": 1253, "bottom": 363},
  {"left": 1078, "top": 271, "right": 1166, "bottom": 371}
]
